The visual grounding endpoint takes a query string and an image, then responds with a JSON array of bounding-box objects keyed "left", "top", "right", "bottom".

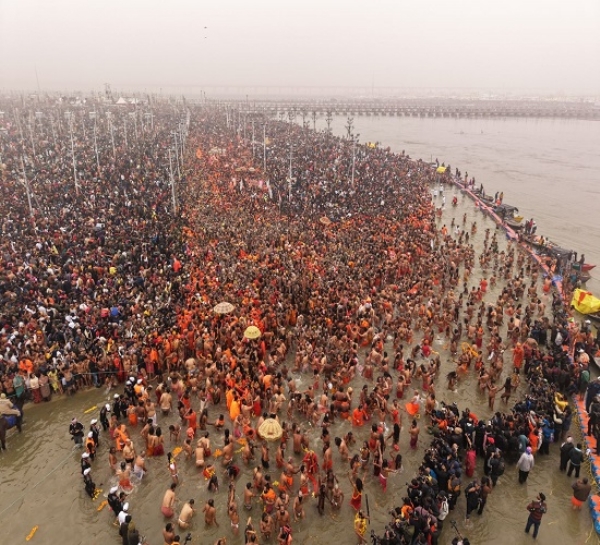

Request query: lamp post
[
  {"left": 69, "top": 116, "right": 79, "bottom": 194},
  {"left": 106, "top": 111, "right": 116, "bottom": 157},
  {"left": 345, "top": 115, "right": 354, "bottom": 139},
  {"left": 168, "top": 148, "right": 177, "bottom": 214},
  {"left": 172, "top": 132, "right": 181, "bottom": 179},
  {"left": 350, "top": 133, "right": 360, "bottom": 188},
  {"left": 20, "top": 156, "right": 34, "bottom": 217},
  {"left": 263, "top": 123, "right": 267, "bottom": 172},
  {"left": 93, "top": 114, "right": 100, "bottom": 172},
  {"left": 28, "top": 117, "right": 36, "bottom": 158}
]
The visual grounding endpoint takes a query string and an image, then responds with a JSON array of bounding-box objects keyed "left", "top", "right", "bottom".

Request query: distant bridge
[{"left": 217, "top": 98, "right": 600, "bottom": 121}]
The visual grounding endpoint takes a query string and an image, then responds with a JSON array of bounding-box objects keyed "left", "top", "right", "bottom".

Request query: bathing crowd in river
[{"left": 0, "top": 98, "right": 599, "bottom": 544}]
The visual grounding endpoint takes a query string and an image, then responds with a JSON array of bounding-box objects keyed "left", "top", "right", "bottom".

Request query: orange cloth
[
  {"left": 229, "top": 399, "right": 240, "bottom": 421},
  {"left": 405, "top": 401, "right": 420, "bottom": 416},
  {"left": 352, "top": 407, "right": 364, "bottom": 427}
]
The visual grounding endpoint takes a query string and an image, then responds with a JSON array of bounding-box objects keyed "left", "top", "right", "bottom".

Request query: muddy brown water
[{"left": 0, "top": 183, "right": 597, "bottom": 545}]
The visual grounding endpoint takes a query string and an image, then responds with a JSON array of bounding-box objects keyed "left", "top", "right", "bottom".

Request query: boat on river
[
  {"left": 587, "top": 312, "right": 600, "bottom": 324},
  {"left": 520, "top": 237, "right": 596, "bottom": 272},
  {"left": 494, "top": 204, "right": 524, "bottom": 228},
  {"left": 505, "top": 218, "right": 523, "bottom": 230}
]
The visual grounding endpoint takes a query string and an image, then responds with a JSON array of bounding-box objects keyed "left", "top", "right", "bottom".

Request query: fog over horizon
[{"left": 1, "top": 0, "right": 599, "bottom": 98}]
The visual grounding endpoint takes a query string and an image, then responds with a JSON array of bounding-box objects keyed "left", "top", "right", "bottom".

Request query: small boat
[
  {"left": 587, "top": 312, "right": 600, "bottom": 324},
  {"left": 583, "top": 264, "right": 596, "bottom": 272},
  {"left": 505, "top": 219, "right": 523, "bottom": 230},
  {"left": 520, "top": 235, "right": 548, "bottom": 251}
]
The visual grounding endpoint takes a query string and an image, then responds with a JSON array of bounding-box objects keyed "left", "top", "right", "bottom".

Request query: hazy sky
[{"left": 1, "top": 0, "right": 599, "bottom": 95}]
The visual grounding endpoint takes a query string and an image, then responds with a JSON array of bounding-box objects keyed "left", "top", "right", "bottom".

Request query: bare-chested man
[
  {"left": 202, "top": 498, "right": 218, "bottom": 527},
  {"left": 158, "top": 388, "right": 173, "bottom": 416},
  {"left": 227, "top": 484, "right": 240, "bottom": 535},
  {"left": 178, "top": 499, "right": 196, "bottom": 529},
  {"left": 161, "top": 483, "right": 177, "bottom": 518}
]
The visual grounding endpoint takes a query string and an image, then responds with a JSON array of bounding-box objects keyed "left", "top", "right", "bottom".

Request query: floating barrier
[
  {"left": 574, "top": 396, "right": 600, "bottom": 534},
  {"left": 25, "top": 526, "right": 38, "bottom": 541},
  {"left": 454, "top": 175, "right": 597, "bottom": 530},
  {"left": 452, "top": 180, "right": 565, "bottom": 298},
  {"left": 83, "top": 405, "right": 97, "bottom": 414},
  {"left": 589, "top": 496, "right": 600, "bottom": 535}
]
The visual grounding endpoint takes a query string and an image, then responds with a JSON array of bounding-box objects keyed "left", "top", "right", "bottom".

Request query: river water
[
  {"left": 330, "top": 115, "right": 600, "bottom": 296},
  {"left": 1, "top": 116, "right": 599, "bottom": 545}
]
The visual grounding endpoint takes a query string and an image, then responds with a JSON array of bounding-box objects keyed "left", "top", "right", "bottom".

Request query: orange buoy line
[{"left": 574, "top": 396, "right": 600, "bottom": 533}]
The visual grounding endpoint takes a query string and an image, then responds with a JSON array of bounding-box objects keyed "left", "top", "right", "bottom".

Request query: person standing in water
[
  {"left": 517, "top": 447, "right": 534, "bottom": 483},
  {"left": 525, "top": 492, "right": 547, "bottom": 539}
]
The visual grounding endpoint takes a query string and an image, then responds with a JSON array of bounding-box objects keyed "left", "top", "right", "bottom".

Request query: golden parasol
[
  {"left": 243, "top": 325, "right": 262, "bottom": 339},
  {"left": 258, "top": 418, "right": 283, "bottom": 441},
  {"left": 213, "top": 301, "right": 235, "bottom": 315},
  {"left": 436, "top": 165, "right": 447, "bottom": 174}
]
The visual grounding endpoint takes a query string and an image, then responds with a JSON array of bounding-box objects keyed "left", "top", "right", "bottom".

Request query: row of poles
[
  {"left": 223, "top": 105, "right": 360, "bottom": 195},
  {"left": 2, "top": 101, "right": 189, "bottom": 218}
]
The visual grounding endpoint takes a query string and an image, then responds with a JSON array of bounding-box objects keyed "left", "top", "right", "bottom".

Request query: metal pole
[
  {"left": 21, "top": 156, "right": 34, "bottom": 217},
  {"left": 168, "top": 148, "right": 177, "bottom": 214},
  {"left": 173, "top": 134, "right": 181, "bottom": 179},
  {"left": 263, "top": 124, "right": 267, "bottom": 172},
  {"left": 28, "top": 120, "right": 36, "bottom": 157},
  {"left": 69, "top": 120, "right": 79, "bottom": 194},
  {"left": 351, "top": 136, "right": 356, "bottom": 188},
  {"left": 93, "top": 116, "right": 100, "bottom": 172},
  {"left": 288, "top": 144, "right": 293, "bottom": 202},
  {"left": 179, "top": 123, "right": 184, "bottom": 162},
  {"left": 50, "top": 116, "right": 57, "bottom": 148},
  {"left": 109, "top": 118, "right": 116, "bottom": 157}
]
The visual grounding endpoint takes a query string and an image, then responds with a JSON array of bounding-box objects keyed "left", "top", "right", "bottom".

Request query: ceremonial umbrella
[
  {"left": 436, "top": 166, "right": 447, "bottom": 174},
  {"left": 243, "top": 325, "right": 262, "bottom": 339},
  {"left": 213, "top": 302, "right": 235, "bottom": 315},
  {"left": 258, "top": 418, "right": 283, "bottom": 441}
]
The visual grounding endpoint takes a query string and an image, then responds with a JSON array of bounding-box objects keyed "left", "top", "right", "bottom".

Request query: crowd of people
[
  {"left": 1, "top": 97, "right": 599, "bottom": 544},
  {"left": 0, "top": 98, "right": 190, "bottom": 410}
]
